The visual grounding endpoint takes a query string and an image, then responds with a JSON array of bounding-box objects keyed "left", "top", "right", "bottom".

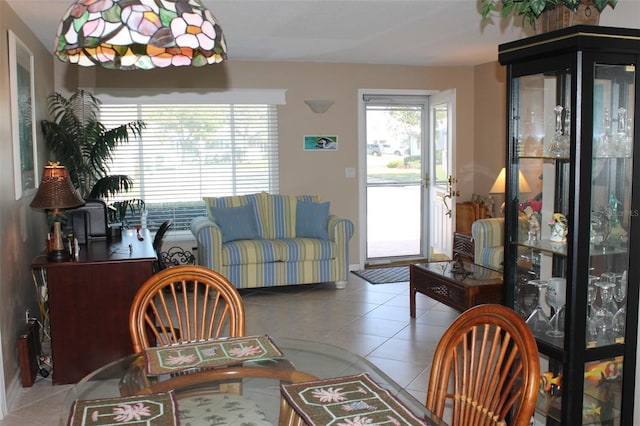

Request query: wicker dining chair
[
  {"left": 128, "top": 265, "right": 313, "bottom": 424},
  {"left": 425, "top": 304, "right": 540, "bottom": 426},
  {"left": 129, "top": 265, "right": 245, "bottom": 353}
]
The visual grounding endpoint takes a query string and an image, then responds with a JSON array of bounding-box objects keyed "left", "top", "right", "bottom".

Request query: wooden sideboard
[{"left": 33, "top": 230, "right": 156, "bottom": 384}]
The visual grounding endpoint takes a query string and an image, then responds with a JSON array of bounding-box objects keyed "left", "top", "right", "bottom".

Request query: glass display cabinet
[{"left": 498, "top": 26, "right": 640, "bottom": 425}]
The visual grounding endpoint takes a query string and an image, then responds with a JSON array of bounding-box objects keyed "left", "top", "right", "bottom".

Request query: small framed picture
[{"left": 304, "top": 135, "right": 337, "bottom": 151}]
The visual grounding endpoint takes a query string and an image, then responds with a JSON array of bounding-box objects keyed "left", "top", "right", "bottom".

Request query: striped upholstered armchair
[{"left": 471, "top": 218, "right": 505, "bottom": 271}]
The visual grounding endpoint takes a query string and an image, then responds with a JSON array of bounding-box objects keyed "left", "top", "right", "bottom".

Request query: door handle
[{"left": 443, "top": 176, "right": 459, "bottom": 217}]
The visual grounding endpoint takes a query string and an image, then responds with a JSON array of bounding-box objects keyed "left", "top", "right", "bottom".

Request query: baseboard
[{"left": 3, "top": 367, "right": 22, "bottom": 415}]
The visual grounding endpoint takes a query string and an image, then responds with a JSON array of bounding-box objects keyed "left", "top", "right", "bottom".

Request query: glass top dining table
[{"left": 61, "top": 337, "right": 447, "bottom": 425}]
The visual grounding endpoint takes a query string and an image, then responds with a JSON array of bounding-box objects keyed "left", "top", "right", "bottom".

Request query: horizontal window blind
[{"left": 99, "top": 103, "right": 280, "bottom": 232}]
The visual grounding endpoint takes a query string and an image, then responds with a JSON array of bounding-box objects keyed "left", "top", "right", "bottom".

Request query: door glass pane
[
  {"left": 433, "top": 105, "right": 449, "bottom": 183},
  {"left": 365, "top": 104, "right": 423, "bottom": 260}
]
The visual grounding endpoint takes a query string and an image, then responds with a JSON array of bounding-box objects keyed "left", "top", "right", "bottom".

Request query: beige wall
[
  {"left": 0, "top": 0, "right": 54, "bottom": 411},
  {"left": 474, "top": 61, "right": 507, "bottom": 215},
  {"left": 57, "top": 61, "right": 492, "bottom": 265}
]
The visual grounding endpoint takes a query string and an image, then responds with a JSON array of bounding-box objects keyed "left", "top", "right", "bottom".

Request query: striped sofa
[{"left": 190, "top": 192, "right": 354, "bottom": 289}]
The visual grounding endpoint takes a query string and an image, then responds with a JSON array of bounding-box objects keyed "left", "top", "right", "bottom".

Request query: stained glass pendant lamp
[{"left": 55, "top": 0, "right": 227, "bottom": 70}]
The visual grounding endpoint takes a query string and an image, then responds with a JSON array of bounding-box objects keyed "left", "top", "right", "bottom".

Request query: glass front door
[
  {"left": 363, "top": 91, "right": 456, "bottom": 264},
  {"left": 364, "top": 98, "right": 424, "bottom": 263}
]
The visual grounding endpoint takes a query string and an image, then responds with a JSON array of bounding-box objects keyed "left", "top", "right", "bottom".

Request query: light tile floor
[{"left": 0, "top": 272, "right": 459, "bottom": 425}]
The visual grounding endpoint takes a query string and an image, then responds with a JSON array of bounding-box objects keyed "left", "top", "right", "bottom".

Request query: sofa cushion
[
  {"left": 222, "top": 239, "right": 279, "bottom": 265},
  {"left": 222, "top": 238, "right": 335, "bottom": 265},
  {"left": 296, "top": 201, "right": 330, "bottom": 240},
  {"left": 210, "top": 203, "right": 260, "bottom": 243},
  {"left": 274, "top": 238, "right": 335, "bottom": 262},
  {"left": 254, "top": 193, "right": 319, "bottom": 239}
]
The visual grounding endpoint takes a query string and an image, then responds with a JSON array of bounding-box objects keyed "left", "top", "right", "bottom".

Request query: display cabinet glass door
[
  {"left": 509, "top": 62, "right": 635, "bottom": 425},
  {"left": 512, "top": 69, "right": 571, "bottom": 348}
]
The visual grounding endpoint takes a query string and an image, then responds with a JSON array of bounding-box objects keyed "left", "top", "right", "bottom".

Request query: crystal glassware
[
  {"left": 545, "top": 277, "right": 566, "bottom": 337},
  {"left": 613, "top": 272, "right": 627, "bottom": 339},
  {"left": 516, "top": 269, "right": 538, "bottom": 320},
  {"left": 593, "top": 279, "right": 616, "bottom": 345},
  {"left": 597, "top": 108, "right": 614, "bottom": 157},
  {"left": 525, "top": 279, "right": 550, "bottom": 334},
  {"left": 611, "top": 107, "right": 633, "bottom": 157},
  {"left": 586, "top": 275, "right": 599, "bottom": 345},
  {"left": 547, "top": 105, "right": 569, "bottom": 157}
]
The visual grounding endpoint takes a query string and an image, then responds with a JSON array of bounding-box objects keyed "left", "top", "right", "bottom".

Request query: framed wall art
[
  {"left": 9, "top": 30, "right": 38, "bottom": 200},
  {"left": 304, "top": 135, "right": 338, "bottom": 151}
]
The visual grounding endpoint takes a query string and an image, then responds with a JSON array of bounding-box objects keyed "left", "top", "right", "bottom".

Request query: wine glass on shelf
[
  {"left": 593, "top": 274, "right": 616, "bottom": 345},
  {"left": 525, "top": 279, "right": 550, "bottom": 334},
  {"left": 516, "top": 270, "right": 538, "bottom": 320},
  {"left": 613, "top": 271, "right": 627, "bottom": 339},
  {"left": 586, "top": 275, "right": 599, "bottom": 345},
  {"left": 545, "top": 278, "right": 566, "bottom": 338}
]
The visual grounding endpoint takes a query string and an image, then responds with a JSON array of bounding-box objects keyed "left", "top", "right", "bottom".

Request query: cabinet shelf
[
  {"left": 518, "top": 154, "right": 571, "bottom": 161},
  {"left": 516, "top": 240, "right": 567, "bottom": 256}
]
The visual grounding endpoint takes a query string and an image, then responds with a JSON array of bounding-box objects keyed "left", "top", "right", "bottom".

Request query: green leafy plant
[
  {"left": 481, "top": 0, "right": 618, "bottom": 28},
  {"left": 40, "top": 90, "right": 145, "bottom": 200},
  {"left": 109, "top": 198, "right": 145, "bottom": 227}
]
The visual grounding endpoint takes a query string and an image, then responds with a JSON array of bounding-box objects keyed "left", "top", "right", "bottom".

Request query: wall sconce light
[{"left": 305, "top": 100, "right": 334, "bottom": 114}]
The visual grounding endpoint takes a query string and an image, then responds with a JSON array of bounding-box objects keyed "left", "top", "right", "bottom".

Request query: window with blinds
[{"left": 99, "top": 103, "right": 280, "bottom": 234}]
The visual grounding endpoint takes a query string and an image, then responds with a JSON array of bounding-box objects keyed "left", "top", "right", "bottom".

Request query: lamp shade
[
  {"left": 489, "top": 167, "right": 531, "bottom": 194},
  {"left": 55, "top": 0, "right": 227, "bottom": 70},
  {"left": 30, "top": 163, "right": 85, "bottom": 210}
]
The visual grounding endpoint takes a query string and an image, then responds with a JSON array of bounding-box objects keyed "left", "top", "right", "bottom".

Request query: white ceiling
[{"left": 6, "top": 0, "right": 640, "bottom": 67}]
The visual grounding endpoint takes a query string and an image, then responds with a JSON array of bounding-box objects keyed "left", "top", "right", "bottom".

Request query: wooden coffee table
[{"left": 410, "top": 262, "right": 503, "bottom": 315}]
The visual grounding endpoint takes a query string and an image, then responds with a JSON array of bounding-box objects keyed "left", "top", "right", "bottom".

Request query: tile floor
[{"left": 1, "top": 272, "right": 459, "bottom": 425}]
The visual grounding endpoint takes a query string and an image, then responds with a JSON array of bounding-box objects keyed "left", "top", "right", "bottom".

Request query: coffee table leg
[{"left": 410, "top": 284, "right": 416, "bottom": 318}]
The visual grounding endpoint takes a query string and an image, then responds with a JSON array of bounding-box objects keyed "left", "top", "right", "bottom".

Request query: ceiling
[{"left": 6, "top": 0, "right": 640, "bottom": 67}]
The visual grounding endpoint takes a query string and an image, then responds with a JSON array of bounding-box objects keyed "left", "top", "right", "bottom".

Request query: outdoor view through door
[
  {"left": 365, "top": 96, "right": 424, "bottom": 262},
  {"left": 364, "top": 92, "right": 454, "bottom": 264}
]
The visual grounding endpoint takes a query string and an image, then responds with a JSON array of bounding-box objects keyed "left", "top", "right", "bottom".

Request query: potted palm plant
[
  {"left": 41, "top": 90, "right": 145, "bottom": 229},
  {"left": 481, "top": 0, "right": 618, "bottom": 30}
]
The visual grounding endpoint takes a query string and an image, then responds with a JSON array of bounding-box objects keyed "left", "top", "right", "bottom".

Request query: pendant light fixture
[{"left": 55, "top": 0, "right": 227, "bottom": 70}]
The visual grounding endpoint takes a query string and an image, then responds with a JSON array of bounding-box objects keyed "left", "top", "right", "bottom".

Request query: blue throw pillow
[
  {"left": 210, "top": 203, "right": 260, "bottom": 243},
  {"left": 296, "top": 201, "right": 330, "bottom": 240}
]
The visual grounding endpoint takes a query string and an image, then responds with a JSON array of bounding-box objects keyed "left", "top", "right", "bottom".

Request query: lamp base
[
  {"left": 47, "top": 249, "right": 69, "bottom": 262},
  {"left": 48, "top": 220, "right": 69, "bottom": 262}
]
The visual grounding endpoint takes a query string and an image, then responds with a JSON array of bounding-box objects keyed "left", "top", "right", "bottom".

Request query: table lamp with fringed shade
[
  {"left": 54, "top": 0, "right": 227, "bottom": 70},
  {"left": 30, "top": 163, "right": 85, "bottom": 262},
  {"left": 490, "top": 167, "right": 531, "bottom": 216}
]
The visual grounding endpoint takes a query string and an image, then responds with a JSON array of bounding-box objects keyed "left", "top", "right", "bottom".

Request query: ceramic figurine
[{"left": 549, "top": 213, "right": 568, "bottom": 243}]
